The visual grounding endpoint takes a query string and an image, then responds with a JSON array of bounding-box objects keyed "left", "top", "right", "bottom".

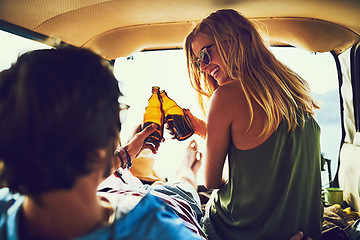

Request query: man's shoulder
[
  {"left": 0, "top": 188, "right": 24, "bottom": 239},
  {"left": 79, "top": 193, "right": 201, "bottom": 240},
  {"left": 0, "top": 188, "right": 24, "bottom": 217}
]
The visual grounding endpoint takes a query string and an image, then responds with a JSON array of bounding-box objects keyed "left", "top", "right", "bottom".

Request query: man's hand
[{"left": 124, "top": 123, "right": 159, "bottom": 159}]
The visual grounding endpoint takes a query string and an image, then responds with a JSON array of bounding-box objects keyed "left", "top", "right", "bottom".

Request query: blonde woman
[{"left": 183, "top": 9, "right": 323, "bottom": 240}]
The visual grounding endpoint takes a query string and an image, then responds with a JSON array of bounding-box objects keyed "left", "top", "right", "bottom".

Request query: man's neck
[{"left": 20, "top": 172, "right": 111, "bottom": 240}]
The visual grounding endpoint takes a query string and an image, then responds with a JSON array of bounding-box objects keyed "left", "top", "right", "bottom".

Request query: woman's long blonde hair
[{"left": 185, "top": 9, "right": 319, "bottom": 136}]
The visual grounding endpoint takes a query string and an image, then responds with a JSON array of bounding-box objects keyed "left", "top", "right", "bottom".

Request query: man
[{"left": 0, "top": 47, "right": 204, "bottom": 239}]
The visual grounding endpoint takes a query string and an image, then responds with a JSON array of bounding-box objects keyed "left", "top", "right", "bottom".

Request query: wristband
[{"left": 114, "top": 147, "right": 132, "bottom": 169}]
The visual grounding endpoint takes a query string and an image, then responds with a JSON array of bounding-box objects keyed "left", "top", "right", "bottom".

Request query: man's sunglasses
[{"left": 195, "top": 44, "right": 214, "bottom": 69}]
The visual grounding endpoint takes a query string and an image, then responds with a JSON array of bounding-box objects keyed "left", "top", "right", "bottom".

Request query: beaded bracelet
[{"left": 114, "top": 147, "right": 132, "bottom": 169}]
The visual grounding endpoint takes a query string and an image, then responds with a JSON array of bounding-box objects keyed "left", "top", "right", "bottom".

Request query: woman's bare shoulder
[
  {"left": 211, "top": 81, "right": 245, "bottom": 105},
  {"left": 209, "top": 80, "right": 249, "bottom": 123}
]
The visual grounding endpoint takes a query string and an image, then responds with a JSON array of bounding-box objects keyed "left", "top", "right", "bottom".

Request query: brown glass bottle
[
  {"left": 143, "top": 86, "right": 164, "bottom": 144},
  {"left": 160, "top": 90, "right": 194, "bottom": 141}
]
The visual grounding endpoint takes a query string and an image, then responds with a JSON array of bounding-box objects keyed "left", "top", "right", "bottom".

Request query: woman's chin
[{"left": 218, "top": 78, "right": 234, "bottom": 86}]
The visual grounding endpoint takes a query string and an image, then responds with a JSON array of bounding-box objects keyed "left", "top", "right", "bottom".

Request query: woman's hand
[{"left": 183, "top": 108, "right": 207, "bottom": 139}]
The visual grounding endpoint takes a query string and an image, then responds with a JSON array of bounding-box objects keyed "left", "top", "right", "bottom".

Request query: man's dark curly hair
[{"left": 0, "top": 47, "right": 121, "bottom": 195}]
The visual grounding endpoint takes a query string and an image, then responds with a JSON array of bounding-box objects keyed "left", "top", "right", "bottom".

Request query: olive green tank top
[{"left": 209, "top": 115, "right": 323, "bottom": 240}]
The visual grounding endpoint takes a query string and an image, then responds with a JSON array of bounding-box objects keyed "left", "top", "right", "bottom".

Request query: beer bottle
[
  {"left": 143, "top": 86, "right": 164, "bottom": 144},
  {"left": 160, "top": 90, "right": 194, "bottom": 141}
]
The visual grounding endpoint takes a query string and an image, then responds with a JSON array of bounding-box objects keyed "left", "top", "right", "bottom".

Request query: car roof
[{"left": 1, "top": 0, "right": 359, "bottom": 59}]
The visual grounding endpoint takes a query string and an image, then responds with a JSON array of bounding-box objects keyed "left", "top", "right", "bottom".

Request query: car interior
[{"left": 1, "top": 0, "right": 360, "bottom": 238}]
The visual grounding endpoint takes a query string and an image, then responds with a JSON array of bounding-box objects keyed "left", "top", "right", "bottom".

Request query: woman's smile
[{"left": 192, "top": 34, "right": 233, "bottom": 86}]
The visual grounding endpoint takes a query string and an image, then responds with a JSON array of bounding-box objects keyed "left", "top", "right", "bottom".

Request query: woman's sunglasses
[{"left": 195, "top": 44, "right": 214, "bottom": 69}]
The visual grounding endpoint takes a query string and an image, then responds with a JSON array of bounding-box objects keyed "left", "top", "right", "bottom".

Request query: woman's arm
[
  {"left": 183, "top": 108, "right": 207, "bottom": 139},
  {"left": 203, "top": 87, "right": 233, "bottom": 190}
]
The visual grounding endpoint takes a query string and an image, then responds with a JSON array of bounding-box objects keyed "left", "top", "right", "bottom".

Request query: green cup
[{"left": 324, "top": 187, "right": 344, "bottom": 206}]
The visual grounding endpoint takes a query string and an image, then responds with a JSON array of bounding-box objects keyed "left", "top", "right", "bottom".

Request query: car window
[
  {"left": 114, "top": 50, "right": 207, "bottom": 183},
  {"left": 0, "top": 30, "right": 51, "bottom": 71},
  {"left": 0, "top": 30, "right": 341, "bottom": 187},
  {"left": 270, "top": 47, "right": 341, "bottom": 188},
  {"left": 114, "top": 47, "right": 341, "bottom": 186}
]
